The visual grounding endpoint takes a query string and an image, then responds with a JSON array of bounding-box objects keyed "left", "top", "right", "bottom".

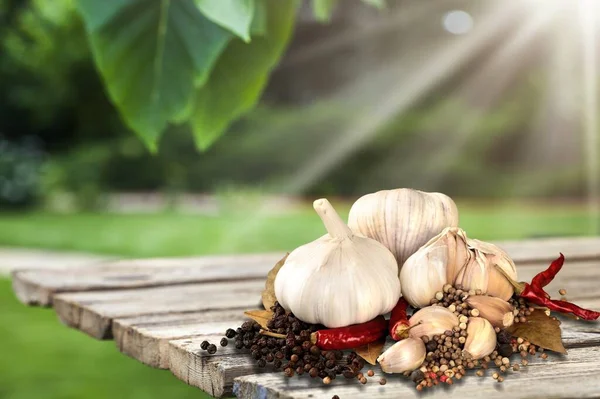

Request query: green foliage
[
  {"left": 75, "top": 0, "right": 299, "bottom": 150},
  {"left": 77, "top": 0, "right": 232, "bottom": 150},
  {"left": 195, "top": 0, "right": 255, "bottom": 42},
  {"left": 190, "top": 0, "right": 297, "bottom": 149},
  {"left": 312, "top": 0, "right": 338, "bottom": 22}
]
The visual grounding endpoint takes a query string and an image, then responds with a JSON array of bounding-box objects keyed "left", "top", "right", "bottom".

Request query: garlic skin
[
  {"left": 274, "top": 198, "right": 401, "bottom": 328},
  {"left": 463, "top": 317, "right": 496, "bottom": 359},
  {"left": 377, "top": 338, "right": 426, "bottom": 374},
  {"left": 400, "top": 227, "right": 468, "bottom": 308},
  {"left": 348, "top": 188, "right": 459, "bottom": 269},
  {"left": 408, "top": 306, "right": 459, "bottom": 339},
  {"left": 466, "top": 295, "right": 515, "bottom": 328},
  {"left": 400, "top": 227, "right": 519, "bottom": 307}
]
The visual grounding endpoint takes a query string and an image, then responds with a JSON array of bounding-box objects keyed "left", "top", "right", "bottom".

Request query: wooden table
[{"left": 11, "top": 237, "right": 600, "bottom": 398}]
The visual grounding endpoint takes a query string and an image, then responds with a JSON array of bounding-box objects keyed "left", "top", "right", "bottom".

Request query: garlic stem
[{"left": 313, "top": 198, "right": 353, "bottom": 239}]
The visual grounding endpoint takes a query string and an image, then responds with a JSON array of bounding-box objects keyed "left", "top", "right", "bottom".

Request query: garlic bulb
[
  {"left": 400, "top": 228, "right": 469, "bottom": 307},
  {"left": 377, "top": 338, "right": 426, "bottom": 374},
  {"left": 466, "top": 295, "right": 514, "bottom": 328},
  {"left": 400, "top": 227, "right": 518, "bottom": 307},
  {"left": 408, "top": 306, "right": 459, "bottom": 339},
  {"left": 463, "top": 317, "right": 496, "bottom": 359},
  {"left": 348, "top": 188, "right": 459, "bottom": 269},
  {"left": 274, "top": 198, "right": 401, "bottom": 328}
]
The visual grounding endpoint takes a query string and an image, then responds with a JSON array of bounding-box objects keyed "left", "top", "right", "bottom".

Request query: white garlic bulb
[
  {"left": 348, "top": 188, "right": 459, "bottom": 269},
  {"left": 274, "top": 198, "right": 401, "bottom": 328},
  {"left": 377, "top": 337, "right": 426, "bottom": 374},
  {"left": 408, "top": 306, "right": 459, "bottom": 339}
]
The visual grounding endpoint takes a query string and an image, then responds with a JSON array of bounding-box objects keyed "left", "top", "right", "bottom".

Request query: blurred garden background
[{"left": 1, "top": 0, "right": 600, "bottom": 398}]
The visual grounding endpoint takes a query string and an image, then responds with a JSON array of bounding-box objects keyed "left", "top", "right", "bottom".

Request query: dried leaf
[
  {"left": 244, "top": 309, "right": 274, "bottom": 330},
  {"left": 507, "top": 309, "right": 567, "bottom": 354},
  {"left": 354, "top": 337, "right": 386, "bottom": 365},
  {"left": 261, "top": 253, "right": 289, "bottom": 310}
]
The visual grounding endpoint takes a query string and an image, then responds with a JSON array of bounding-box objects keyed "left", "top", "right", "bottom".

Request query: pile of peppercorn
[{"left": 206, "top": 302, "right": 368, "bottom": 386}]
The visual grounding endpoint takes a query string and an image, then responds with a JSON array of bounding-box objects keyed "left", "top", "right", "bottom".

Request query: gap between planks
[{"left": 12, "top": 236, "right": 600, "bottom": 307}]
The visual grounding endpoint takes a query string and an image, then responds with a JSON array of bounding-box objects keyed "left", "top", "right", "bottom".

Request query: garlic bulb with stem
[
  {"left": 407, "top": 306, "right": 459, "bottom": 339},
  {"left": 463, "top": 317, "right": 496, "bottom": 359},
  {"left": 377, "top": 337, "right": 426, "bottom": 374},
  {"left": 348, "top": 188, "right": 459, "bottom": 269},
  {"left": 274, "top": 198, "right": 401, "bottom": 328}
]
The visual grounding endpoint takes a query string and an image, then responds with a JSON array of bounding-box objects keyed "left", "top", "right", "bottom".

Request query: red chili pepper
[
  {"left": 312, "top": 315, "right": 388, "bottom": 350},
  {"left": 389, "top": 297, "right": 411, "bottom": 341},
  {"left": 496, "top": 254, "right": 600, "bottom": 320}
]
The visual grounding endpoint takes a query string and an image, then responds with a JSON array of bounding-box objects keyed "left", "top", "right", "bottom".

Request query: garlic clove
[
  {"left": 466, "top": 295, "right": 514, "bottom": 328},
  {"left": 463, "top": 317, "right": 496, "bottom": 360},
  {"left": 454, "top": 249, "right": 489, "bottom": 293},
  {"left": 408, "top": 306, "right": 459, "bottom": 339},
  {"left": 467, "top": 239, "right": 518, "bottom": 301},
  {"left": 377, "top": 337, "right": 426, "bottom": 374},
  {"left": 400, "top": 243, "right": 448, "bottom": 308},
  {"left": 274, "top": 198, "right": 401, "bottom": 328}
]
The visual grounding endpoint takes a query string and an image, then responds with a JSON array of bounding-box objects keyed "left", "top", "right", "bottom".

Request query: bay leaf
[
  {"left": 507, "top": 309, "right": 567, "bottom": 354},
  {"left": 261, "top": 253, "right": 289, "bottom": 310},
  {"left": 354, "top": 337, "right": 386, "bottom": 365},
  {"left": 244, "top": 309, "right": 274, "bottom": 330}
]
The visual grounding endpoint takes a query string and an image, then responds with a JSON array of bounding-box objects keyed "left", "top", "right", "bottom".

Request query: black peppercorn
[
  {"left": 497, "top": 329, "right": 513, "bottom": 345},
  {"left": 207, "top": 344, "right": 217, "bottom": 354},
  {"left": 220, "top": 338, "right": 228, "bottom": 347},
  {"left": 235, "top": 341, "right": 244, "bottom": 349},
  {"left": 426, "top": 341, "right": 437, "bottom": 352},
  {"left": 257, "top": 359, "right": 266, "bottom": 368},
  {"left": 498, "top": 344, "right": 514, "bottom": 358},
  {"left": 325, "top": 360, "right": 336, "bottom": 369},
  {"left": 274, "top": 359, "right": 282, "bottom": 369},
  {"left": 241, "top": 321, "right": 253, "bottom": 332},
  {"left": 200, "top": 341, "right": 209, "bottom": 350},
  {"left": 225, "top": 328, "right": 237, "bottom": 338}
]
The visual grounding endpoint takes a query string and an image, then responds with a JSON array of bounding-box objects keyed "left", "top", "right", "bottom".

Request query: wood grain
[
  {"left": 12, "top": 253, "right": 282, "bottom": 306},
  {"left": 12, "top": 237, "right": 600, "bottom": 307},
  {"left": 234, "top": 345, "right": 600, "bottom": 399},
  {"left": 53, "top": 280, "right": 264, "bottom": 339},
  {"left": 113, "top": 310, "right": 247, "bottom": 368},
  {"left": 166, "top": 316, "right": 600, "bottom": 398}
]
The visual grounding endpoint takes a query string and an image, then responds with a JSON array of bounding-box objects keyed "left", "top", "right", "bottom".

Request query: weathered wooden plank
[
  {"left": 234, "top": 345, "right": 600, "bottom": 399},
  {"left": 12, "top": 253, "right": 282, "bottom": 306},
  {"left": 53, "top": 280, "right": 263, "bottom": 339},
  {"left": 113, "top": 310, "right": 247, "bottom": 369},
  {"left": 497, "top": 236, "right": 600, "bottom": 263},
  {"left": 12, "top": 237, "right": 600, "bottom": 307},
  {"left": 165, "top": 315, "right": 600, "bottom": 398}
]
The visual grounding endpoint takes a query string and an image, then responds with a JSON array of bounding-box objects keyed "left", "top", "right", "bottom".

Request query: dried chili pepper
[
  {"left": 389, "top": 297, "right": 411, "bottom": 340},
  {"left": 260, "top": 315, "right": 388, "bottom": 350},
  {"left": 313, "top": 315, "right": 388, "bottom": 350},
  {"left": 496, "top": 254, "right": 600, "bottom": 320}
]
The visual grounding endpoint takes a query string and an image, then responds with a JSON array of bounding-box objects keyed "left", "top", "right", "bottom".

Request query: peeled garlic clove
[
  {"left": 463, "top": 317, "right": 496, "bottom": 360},
  {"left": 377, "top": 337, "right": 426, "bottom": 374},
  {"left": 408, "top": 306, "right": 459, "bottom": 339},
  {"left": 348, "top": 188, "right": 459, "bottom": 269},
  {"left": 466, "top": 295, "right": 514, "bottom": 328}
]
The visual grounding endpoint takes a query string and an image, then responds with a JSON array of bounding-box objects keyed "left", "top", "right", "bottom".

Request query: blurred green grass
[{"left": 0, "top": 202, "right": 596, "bottom": 399}]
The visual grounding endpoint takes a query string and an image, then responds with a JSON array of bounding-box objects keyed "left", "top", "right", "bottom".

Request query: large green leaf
[
  {"left": 195, "top": 0, "right": 255, "bottom": 42},
  {"left": 190, "top": 0, "right": 297, "bottom": 150},
  {"left": 76, "top": 0, "right": 231, "bottom": 149},
  {"left": 312, "top": 0, "right": 337, "bottom": 22}
]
